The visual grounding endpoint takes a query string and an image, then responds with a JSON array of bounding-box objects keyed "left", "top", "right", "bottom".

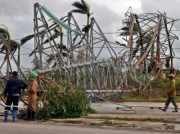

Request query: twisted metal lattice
[{"left": 0, "top": 4, "right": 179, "bottom": 106}]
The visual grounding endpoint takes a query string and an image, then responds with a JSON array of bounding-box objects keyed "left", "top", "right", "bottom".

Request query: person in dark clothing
[{"left": 3, "top": 71, "right": 28, "bottom": 122}]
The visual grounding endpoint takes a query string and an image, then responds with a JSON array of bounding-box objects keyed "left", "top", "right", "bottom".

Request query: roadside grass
[
  {"left": 58, "top": 120, "right": 83, "bottom": 124},
  {"left": 84, "top": 116, "right": 178, "bottom": 124},
  {"left": 165, "top": 125, "right": 175, "bottom": 130},
  {"left": 99, "top": 116, "right": 167, "bottom": 123},
  {"left": 110, "top": 75, "right": 180, "bottom": 102}
]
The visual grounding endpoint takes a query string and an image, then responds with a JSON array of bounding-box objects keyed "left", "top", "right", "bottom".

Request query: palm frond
[
  {"left": 82, "top": 0, "right": 90, "bottom": 13},
  {"left": 54, "top": 29, "right": 60, "bottom": 34},
  {"left": 82, "top": 25, "right": 90, "bottom": 32},
  {"left": 43, "top": 34, "right": 59, "bottom": 44},
  {"left": 62, "top": 52, "right": 67, "bottom": 57},
  {"left": 71, "top": 9, "right": 87, "bottom": 14},
  {"left": 21, "top": 30, "right": 45, "bottom": 45},
  {"left": 21, "top": 34, "right": 34, "bottom": 45},
  {"left": 119, "top": 32, "right": 130, "bottom": 36},
  {"left": 58, "top": 44, "right": 67, "bottom": 49},
  {"left": 0, "top": 40, "right": 20, "bottom": 53},
  {"left": 122, "top": 20, "right": 130, "bottom": 25},
  {"left": 0, "top": 28, "right": 9, "bottom": 38},
  {"left": 121, "top": 26, "right": 129, "bottom": 31},
  {"left": 10, "top": 40, "right": 20, "bottom": 47},
  {"left": 72, "top": 1, "right": 88, "bottom": 13},
  {"left": 120, "top": 20, "right": 139, "bottom": 33},
  {"left": 119, "top": 31, "right": 138, "bottom": 36},
  {"left": 29, "top": 47, "right": 37, "bottom": 57}
]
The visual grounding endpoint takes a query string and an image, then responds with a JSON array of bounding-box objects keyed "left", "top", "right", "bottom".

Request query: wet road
[{"left": 0, "top": 122, "right": 177, "bottom": 134}]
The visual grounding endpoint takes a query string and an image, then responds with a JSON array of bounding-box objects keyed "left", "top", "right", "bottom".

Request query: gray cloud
[{"left": 0, "top": 0, "right": 123, "bottom": 72}]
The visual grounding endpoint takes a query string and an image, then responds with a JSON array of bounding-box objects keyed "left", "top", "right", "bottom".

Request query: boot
[
  {"left": 172, "top": 104, "right": 178, "bottom": 112},
  {"left": 12, "top": 110, "right": 17, "bottom": 122},
  {"left": 24, "top": 110, "right": 31, "bottom": 120},
  {"left": 4, "top": 111, "right": 8, "bottom": 122},
  {"left": 29, "top": 111, "right": 36, "bottom": 121},
  {"left": 161, "top": 105, "right": 168, "bottom": 112}
]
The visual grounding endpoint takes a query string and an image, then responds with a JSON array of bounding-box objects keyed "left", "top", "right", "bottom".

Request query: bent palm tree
[
  {"left": 0, "top": 26, "right": 21, "bottom": 74},
  {"left": 0, "top": 27, "right": 20, "bottom": 54},
  {"left": 72, "top": 0, "right": 90, "bottom": 31},
  {"left": 0, "top": 40, "right": 20, "bottom": 54}
]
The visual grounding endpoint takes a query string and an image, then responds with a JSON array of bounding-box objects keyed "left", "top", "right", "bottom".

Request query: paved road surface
[{"left": 0, "top": 122, "right": 177, "bottom": 134}]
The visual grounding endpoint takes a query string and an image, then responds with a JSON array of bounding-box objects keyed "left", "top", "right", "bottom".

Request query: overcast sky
[{"left": 0, "top": 0, "right": 180, "bottom": 73}]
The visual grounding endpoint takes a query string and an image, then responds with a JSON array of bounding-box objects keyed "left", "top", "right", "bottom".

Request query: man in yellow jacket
[{"left": 162, "top": 74, "right": 178, "bottom": 112}]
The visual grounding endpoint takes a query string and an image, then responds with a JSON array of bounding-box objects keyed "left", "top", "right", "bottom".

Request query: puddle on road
[
  {"left": 174, "top": 124, "right": 180, "bottom": 130},
  {"left": 175, "top": 118, "right": 180, "bottom": 122}
]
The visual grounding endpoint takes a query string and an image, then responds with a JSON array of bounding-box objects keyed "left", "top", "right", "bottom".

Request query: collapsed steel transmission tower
[
  {"left": 32, "top": 3, "right": 178, "bottom": 95},
  {"left": 0, "top": 3, "right": 178, "bottom": 108}
]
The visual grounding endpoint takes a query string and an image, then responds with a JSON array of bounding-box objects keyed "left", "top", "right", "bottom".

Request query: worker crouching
[{"left": 26, "top": 72, "right": 38, "bottom": 121}]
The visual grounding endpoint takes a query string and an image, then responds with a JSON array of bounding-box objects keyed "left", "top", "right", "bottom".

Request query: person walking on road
[
  {"left": 26, "top": 72, "right": 38, "bottom": 121},
  {"left": 161, "top": 74, "right": 178, "bottom": 112},
  {"left": 3, "top": 71, "right": 28, "bottom": 122}
]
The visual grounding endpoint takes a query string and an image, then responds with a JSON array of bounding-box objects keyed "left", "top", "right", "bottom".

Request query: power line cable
[{"left": 11, "top": 30, "right": 180, "bottom": 41}]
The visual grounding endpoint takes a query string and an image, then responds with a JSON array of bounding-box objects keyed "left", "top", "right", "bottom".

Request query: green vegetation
[
  {"left": 165, "top": 125, "right": 175, "bottom": 130},
  {"left": 99, "top": 116, "right": 167, "bottom": 123},
  {"left": 111, "top": 73, "right": 180, "bottom": 102},
  {"left": 102, "top": 119, "right": 115, "bottom": 126},
  {"left": 36, "top": 85, "right": 96, "bottom": 120}
]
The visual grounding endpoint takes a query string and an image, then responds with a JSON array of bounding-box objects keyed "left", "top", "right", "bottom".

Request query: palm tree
[
  {"left": 118, "top": 20, "right": 139, "bottom": 36},
  {"left": 133, "top": 27, "right": 156, "bottom": 74},
  {"left": 133, "top": 27, "right": 155, "bottom": 57},
  {"left": 72, "top": 0, "right": 90, "bottom": 61},
  {"left": 72, "top": 0, "right": 90, "bottom": 30},
  {"left": 0, "top": 27, "right": 20, "bottom": 54},
  {"left": 0, "top": 40, "right": 20, "bottom": 53},
  {"left": 21, "top": 21, "right": 67, "bottom": 67},
  {"left": 0, "top": 26, "right": 21, "bottom": 74},
  {"left": 0, "top": 27, "right": 10, "bottom": 53}
]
